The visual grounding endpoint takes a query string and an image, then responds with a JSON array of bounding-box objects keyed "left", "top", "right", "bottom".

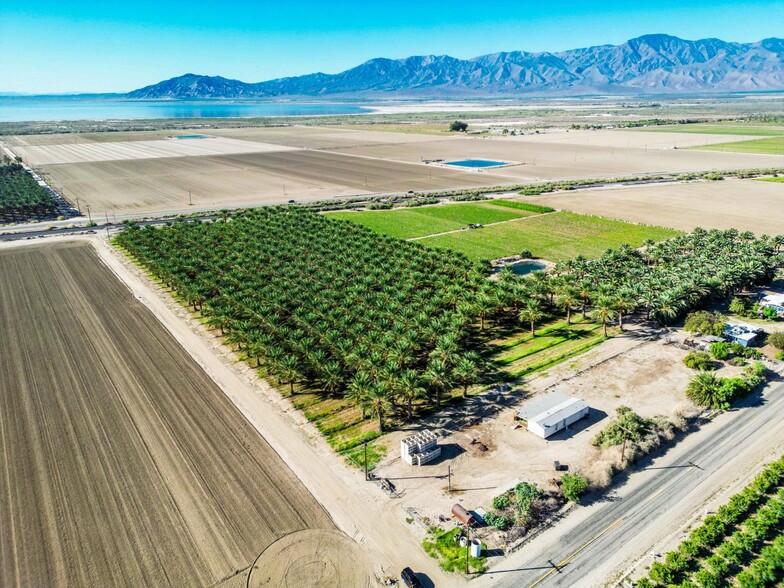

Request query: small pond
[{"left": 444, "top": 159, "right": 508, "bottom": 168}]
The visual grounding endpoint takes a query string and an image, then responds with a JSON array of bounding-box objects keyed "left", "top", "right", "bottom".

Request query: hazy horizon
[{"left": 3, "top": 0, "right": 784, "bottom": 94}]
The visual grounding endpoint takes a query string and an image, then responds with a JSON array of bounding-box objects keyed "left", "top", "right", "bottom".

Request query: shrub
[
  {"left": 684, "top": 311, "right": 726, "bottom": 337},
  {"left": 735, "top": 570, "right": 764, "bottom": 588},
  {"left": 484, "top": 512, "right": 512, "bottom": 530},
  {"left": 729, "top": 297, "right": 748, "bottom": 315},
  {"left": 684, "top": 351, "right": 716, "bottom": 370},
  {"left": 492, "top": 494, "right": 510, "bottom": 510},
  {"left": 514, "top": 482, "right": 541, "bottom": 520},
  {"left": 449, "top": 120, "right": 468, "bottom": 132},
  {"left": 592, "top": 406, "right": 655, "bottom": 448},
  {"left": 768, "top": 331, "right": 784, "bottom": 350},
  {"left": 693, "top": 569, "right": 721, "bottom": 588},
  {"left": 743, "top": 347, "right": 763, "bottom": 360},
  {"left": 710, "top": 341, "right": 729, "bottom": 360},
  {"left": 561, "top": 473, "right": 589, "bottom": 503},
  {"left": 649, "top": 561, "right": 676, "bottom": 584},
  {"left": 762, "top": 306, "right": 778, "bottom": 320}
]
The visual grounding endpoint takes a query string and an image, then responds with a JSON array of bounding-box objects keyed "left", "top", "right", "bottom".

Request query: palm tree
[
  {"left": 557, "top": 285, "right": 579, "bottom": 325},
  {"left": 591, "top": 297, "right": 617, "bottom": 337},
  {"left": 347, "top": 371, "right": 374, "bottom": 417},
  {"left": 395, "top": 369, "right": 426, "bottom": 420},
  {"left": 519, "top": 299, "right": 545, "bottom": 336},
  {"left": 279, "top": 355, "right": 302, "bottom": 395},
  {"left": 361, "top": 384, "right": 392, "bottom": 432},
  {"left": 686, "top": 372, "right": 722, "bottom": 408},
  {"left": 424, "top": 359, "right": 452, "bottom": 407},
  {"left": 613, "top": 290, "right": 636, "bottom": 331},
  {"left": 319, "top": 360, "right": 344, "bottom": 396},
  {"left": 453, "top": 354, "right": 480, "bottom": 398}
]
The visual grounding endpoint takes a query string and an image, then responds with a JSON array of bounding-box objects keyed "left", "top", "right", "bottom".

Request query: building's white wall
[{"left": 528, "top": 421, "right": 547, "bottom": 438}]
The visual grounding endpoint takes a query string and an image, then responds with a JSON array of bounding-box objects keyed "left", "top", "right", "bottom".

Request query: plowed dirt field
[{"left": 0, "top": 242, "right": 362, "bottom": 587}]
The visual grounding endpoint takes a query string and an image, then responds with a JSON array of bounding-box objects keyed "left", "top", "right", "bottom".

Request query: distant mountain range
[{"left": 127, "top": 34, "right": 784, "bottom": 99}]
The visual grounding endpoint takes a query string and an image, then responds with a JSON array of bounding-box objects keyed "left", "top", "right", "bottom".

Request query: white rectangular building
[{"left": 515, "top": 392, "right": 589, "bottom": 439}]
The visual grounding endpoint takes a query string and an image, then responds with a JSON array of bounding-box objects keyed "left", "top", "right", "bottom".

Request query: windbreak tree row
[
  {"left": 116, "top": 208, "right": 488, "bottom": 428},
  {"left": 0, "top": 164, "right": 57, "bottom": 222}
]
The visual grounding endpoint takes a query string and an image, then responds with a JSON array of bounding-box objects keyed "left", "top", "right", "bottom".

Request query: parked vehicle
[{"left": 401, "top": 567, "right": 424, "bottom": 587}]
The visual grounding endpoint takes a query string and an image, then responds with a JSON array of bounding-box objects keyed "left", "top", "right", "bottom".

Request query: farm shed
[{"left": 515, "top": 392, "right": 589, "bottom": 439}]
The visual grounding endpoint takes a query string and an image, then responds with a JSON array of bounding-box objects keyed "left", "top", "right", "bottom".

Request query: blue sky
[{"left": 2, "top": 0, "right": 783, "bottom": 93}]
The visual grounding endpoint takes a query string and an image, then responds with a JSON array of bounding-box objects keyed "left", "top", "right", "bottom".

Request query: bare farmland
[
  {"left": 35, "top": 150, "right": 509, "bottom": 214},
  {"left": 7, "top": 125, "right": 783, "bottom": 217},
  {"left": 0, "top": 242, "right": 366, "bottom": 587},
  {"left": 12, "top": 136, "right": 296, "bottom": 165},
  {"left": 330, "top": 134, "right": 784, "bottom": 181},
  {"left": 525, "top": 178, "right": 784, "bottom": 234}
]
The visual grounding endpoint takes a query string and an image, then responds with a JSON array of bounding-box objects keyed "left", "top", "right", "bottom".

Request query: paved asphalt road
[{"left": 485, "top": 379, "right": 784, "bottom": 588}]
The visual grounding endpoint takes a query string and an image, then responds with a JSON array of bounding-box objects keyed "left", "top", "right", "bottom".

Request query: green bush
[
  {"left": 684, "top": 351, "right": 716, "bottom": 370},
  {"left": 592, "top": 406, "right": 654, "bottom": 447},
  {"left": 710, "top": 341, "right": 730, "bottom": 360},
  {"left": 492, "top": 494, "right": 510, "bottom": 510},
  {"left": 484, "top": 512, "right": 512, "bottom": 530},
  {"left": 684, "top": 311, "right": 727, "bottom": 337},
  {"left": 768, "top": 331, "right": 784, "bottom": 350},
  {"left": 649, "top": 561, "right": 676, "bottom": 584},
  {"left": 561, "top": 473, "right": 589, "bottom": 503}
]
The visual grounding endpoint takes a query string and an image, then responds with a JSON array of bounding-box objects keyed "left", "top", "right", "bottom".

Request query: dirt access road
[{"left": 0, "top": 242, "right": 369, "bottom": 587}]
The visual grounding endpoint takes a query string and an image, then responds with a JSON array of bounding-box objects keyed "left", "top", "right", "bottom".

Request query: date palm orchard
[{"left": 116, "top": 208, "right": 781, "bottom": 432}]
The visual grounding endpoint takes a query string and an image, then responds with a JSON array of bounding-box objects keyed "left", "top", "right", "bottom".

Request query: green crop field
[
  {"left": 646, "top": 123, "right": 784, "bottom": 136},
  {"left": 418, "top": 212, "right": 681, "bottom": 261},
  {"left": 694, "top": 136, "right": 784, "bottom": 155},
  {"left": 759, "top": 176, "right": 784, "bottom": 183},
  {"left": 328, "top": 202, "right": 535, "bottom": 239}
]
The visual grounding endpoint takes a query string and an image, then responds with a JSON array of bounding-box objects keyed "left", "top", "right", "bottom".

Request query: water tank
[{"left": 470, "top": 539, "right": 482, "bottom": 558}]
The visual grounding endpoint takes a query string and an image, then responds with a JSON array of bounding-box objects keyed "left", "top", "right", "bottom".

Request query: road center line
[{"left": 527, "top": 518, "right": 625, "bottom": 588}]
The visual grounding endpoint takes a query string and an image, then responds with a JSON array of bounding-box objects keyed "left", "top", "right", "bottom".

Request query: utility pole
[
  {"left": 363, "top": 439, "right": 369, "bottom": 481},
  {"left": 465, "top": 525, "right": 471, "bottom": 575},
  {"left": 75, "top": 196, "right": 81, "bottom": 215},
  {"left": 86, "top": 204, "right": 92, "bottom": 224},
  {"left": 447, "top": 465, "right": 452, "bottom": 493},
  {"left": 188, "top": 191, "right": 192, "bottom": 206}
]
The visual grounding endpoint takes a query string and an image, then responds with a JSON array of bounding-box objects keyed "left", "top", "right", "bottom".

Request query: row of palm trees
[
  {"left": 117, "top": 209, "right": 487, "bottom": 430},
  {"left": 118, "top": 213, "right": 781, "bottom": 432},
  {"left": 481, "top": 229, "right": 781, "bottom": 337}
]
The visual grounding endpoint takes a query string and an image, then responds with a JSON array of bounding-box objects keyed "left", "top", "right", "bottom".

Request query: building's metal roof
[{"left": 516, "top": 392, "right": 587, "bottom": 427}]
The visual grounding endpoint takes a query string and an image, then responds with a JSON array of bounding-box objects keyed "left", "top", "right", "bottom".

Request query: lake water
[{"left": 0, "top": 97, "right": 372, "bottom": 122}]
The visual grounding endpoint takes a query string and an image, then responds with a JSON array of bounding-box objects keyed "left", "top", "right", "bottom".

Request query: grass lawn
[
  {"left": 489, "top": 316, "right": 609, "bottom": 379},
  {"left": 418, "top": 211, "right": 680, "bottom": 261},
  {"left": 758, "top": 176, "right": 784, "bottom": 183},
  {"left": 692, "top": 136, "right": 784, "bottom": 155},
  {"left": 646, "top": 123, "right": 784, "bottom": 136},
  {"left": 329, "top": 202, "right": 534, "bottom": 239}
]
